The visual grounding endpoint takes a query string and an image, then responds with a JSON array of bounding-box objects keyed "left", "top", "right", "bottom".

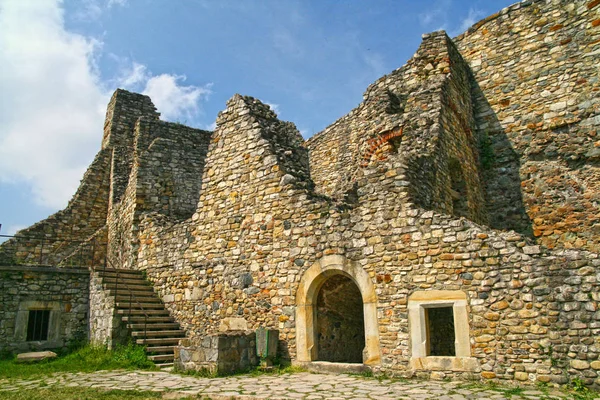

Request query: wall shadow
[{"left": 471, "top": 79, "right": 533, "bottom": 237}]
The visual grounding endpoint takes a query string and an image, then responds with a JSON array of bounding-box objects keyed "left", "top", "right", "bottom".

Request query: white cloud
[
  {"left": 118, "top": 62, "right": 149, "bottom": 87},
  {"left": 0, "top": 0, "right": 108, "bottom": 209},
  {"left": 108, "top": 0, "right": 127, "bottom": 8},
  {"left": 419, "top": 0, "right": 451, "bottom": 29},
  {"left": 452, "top": 8, "right": 485, "bottom": 37},
  {"left": 142, "top": 74, "right": 212, "bottom": 122},
  {"left": 0, "top": 0, "right": 211, "bottom": 210}
]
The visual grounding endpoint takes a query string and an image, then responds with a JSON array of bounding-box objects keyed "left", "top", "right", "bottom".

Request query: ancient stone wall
[
  {"left": 0, "top": 266, "right": 89, "bottom": 353},
  {"left": 455, "top": 0, "right": 600, "bottom": 251},
  {"left": 305, "top": 32, "right": 487, "bottom": 224},
  {"left": 175, "top": 332, "right": 258, "bottom": 374},
  {"left": 88, "top": 270, "right": 129, "bottom": 348},
  {"left": 0, "top": 149, "right": 111, "bottom": 267},
  {"left": 106, "top": 117, "right": 211, "bottom": 269}
]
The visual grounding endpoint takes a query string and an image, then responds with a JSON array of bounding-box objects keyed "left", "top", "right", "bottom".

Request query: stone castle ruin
[{"left": 1, "top": 0, "right": 600, "bottom": 386}]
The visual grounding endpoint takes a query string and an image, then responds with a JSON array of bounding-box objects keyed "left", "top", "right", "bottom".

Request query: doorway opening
[{"left": 316, "top": 274, "right": 365, "bottom": 363}]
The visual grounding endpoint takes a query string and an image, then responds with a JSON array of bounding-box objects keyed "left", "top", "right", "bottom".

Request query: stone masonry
[{"left": 1, "top": 0, "right": 599, "bottom": 388}]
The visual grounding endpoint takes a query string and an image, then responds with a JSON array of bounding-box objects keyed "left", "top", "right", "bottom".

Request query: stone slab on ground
[{"left": 15, "top": 351, "right": 57, "bottom": 363}]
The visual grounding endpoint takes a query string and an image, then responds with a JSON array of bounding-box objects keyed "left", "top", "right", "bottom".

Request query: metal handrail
[
  {"left": 0, "top": 234, "right": 99, "bottom": 267},
  {"left": 96, "top": 257, "right": 150, "bottom": 350},
  {"left": 1, "top": 233, "right": 151, "bottom": 351}
]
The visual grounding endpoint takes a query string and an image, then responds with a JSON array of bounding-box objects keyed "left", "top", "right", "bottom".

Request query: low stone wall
[
  {"left": 175, "top": 332, "right": 258, "bottom": 374},
  {"left": 88, "top": 270, "right": 129, "bottom": 348},
  {"left": 0, "top": 266, "right": 89, "bottom": 354}
]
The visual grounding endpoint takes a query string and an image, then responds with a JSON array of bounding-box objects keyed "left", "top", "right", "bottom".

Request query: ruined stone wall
[
  {"left": 306, "top": 33, "right": 487, "bottom": 224},
  {"left": 455, "top": 0, "right": 600, "bottom": 251},
  {"left": 363, "top": 202, "right": 599, "bottom": 385},
  {"left": 107, "top": 118, "right": 211, "bottom": 269},
  {"left": 0, "top": 266, "right": 89, "bottom": 353},
  {"left": 136, "top": 94, "right": 338, "bottom": 358},
  {"left": 0, "top": 149, "right": 112, "bottom": 266},
  {"left": 102, "top": 89, "right": 159, "bottom": 209},
  {"left": 88, "top": 270, "right": 128, "bottom": 348}
]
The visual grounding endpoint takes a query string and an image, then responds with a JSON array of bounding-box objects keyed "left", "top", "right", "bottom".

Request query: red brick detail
[{"left": 360, "top": 127, "right": 404, "bottom": 167}]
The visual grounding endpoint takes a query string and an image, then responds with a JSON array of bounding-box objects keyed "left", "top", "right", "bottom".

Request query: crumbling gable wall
[
  {"left": 455, "top": 0, "right": 600, "bottom": 252},
  {"left": 306, "top": 32, "right": 487, "bottom": 224}
]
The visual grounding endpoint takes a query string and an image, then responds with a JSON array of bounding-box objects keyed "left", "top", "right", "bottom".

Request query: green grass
[
  {"left": 175, "top": 363, "right": 307, "bottom": 379},
  {"left": 0, "top": 387, "right": 164, "bottom": 400},
  {"left": 0, "top": 344, "right": 155, "bottom": 380}
]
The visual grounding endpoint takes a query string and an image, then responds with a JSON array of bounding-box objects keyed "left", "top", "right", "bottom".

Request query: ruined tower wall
[
  {"left": 455, "top": 0, "right": 600, "bottom": 251},
  {"left": 102, "top": 89, "right": 159, "bottom": 209},
  {"left": 106, "top": 118, "right": 211, "bottom": 268},
  {"left": 306, "top": 32, "right": 487, "bottom": 223}
]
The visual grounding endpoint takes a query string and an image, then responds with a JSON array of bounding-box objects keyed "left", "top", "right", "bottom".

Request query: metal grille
[{"left": 26, "top": 310, "right": 50, "bottom": 341}]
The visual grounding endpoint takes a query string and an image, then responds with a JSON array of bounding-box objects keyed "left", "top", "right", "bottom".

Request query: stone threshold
[{"left": 294, "top": 360, "right": 369, "bottom": 374}]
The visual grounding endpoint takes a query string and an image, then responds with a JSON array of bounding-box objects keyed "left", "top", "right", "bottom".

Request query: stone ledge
[
  {"left": 294, "top": 361, "right": 369, "bottom": 374},
  {"left": 410, "top": 357, "right": 480, "bottom": 372},
  {"left": 0, "top": 265, "right": 90, "bottom": 275}
]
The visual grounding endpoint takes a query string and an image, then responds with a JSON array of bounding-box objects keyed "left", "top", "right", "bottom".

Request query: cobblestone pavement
[{"left": 0, "top": 370, "right": 581, "bottom": 399}]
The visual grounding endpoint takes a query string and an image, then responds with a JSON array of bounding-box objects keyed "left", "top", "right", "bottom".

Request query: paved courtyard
[{"left": 0, "top": 370, "right": 582, "bottom": 399}]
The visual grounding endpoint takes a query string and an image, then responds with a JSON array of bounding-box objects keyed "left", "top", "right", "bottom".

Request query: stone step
[
  {"left": 95, "top": 268, "right": 146, "bottom": 278},
  {"left": 145, "top": 345, "right": 175, "bottom": 354},
  {"left": 136, "top": 337, "right": 182, "bottom": 345},
  {"left": 109, "top": 290, "right": 157, "bottom": 299},
  {"left": 131, "top": 330, "right": 185, "bottom": 338},
  {"left": 148, "top": 354, "right": 174, "bottom": 362},
  {"left": 128, "top": 323, "right": 180, "bottom": 330},
  {"left": 115, "top": 295, "right": 161, "bottom": 303},
  {"left": 103, "top": 283, "right": 154, "bottom": 292},
  {"left": 117, "top": 309, "right": 170, "bottom": 316},
  {"left": 121, "top": 316, "right": 175, "bottom": 323},
  {"left": 101, "top": 277, "right": 151, "bottom": 286},
  {"left": 115, "top": 302, "right": 166, "bottom": 310}
]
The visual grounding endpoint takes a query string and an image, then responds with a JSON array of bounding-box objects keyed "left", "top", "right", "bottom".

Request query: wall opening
[
  {"left": 316, "top": 274, "right": 365, "bottom": 363},
  {"left": 426, "top": 306, "right": 455, "bottom": 356},
  {"left": 296, "top": 255, "right": 381, "bottom": 365},
  {"left": 408, "top": 290, "right": 478, "bottom": 372},
  {"left": 26, "top": 310, "right": 50, "bottom": 341}
]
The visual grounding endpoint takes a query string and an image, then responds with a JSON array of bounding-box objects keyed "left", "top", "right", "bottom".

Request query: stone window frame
[
  {"left": 14, "top": 301, "right": 62, "bottom": 347},
  {"left": 296, "top": 255, "right": 381, "bottom": 365},
  {"left": 408, "top": 290, "right": 479, "bottom": 372}
]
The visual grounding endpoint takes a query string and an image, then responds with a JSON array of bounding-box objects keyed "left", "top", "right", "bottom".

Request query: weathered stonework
[
  {"left": 175, "top": 332, "right": 258, "bottom": 374},
  {"left": 1, "top": 0, "right": 599, "bottom": 388},
  {"left": 0, "top": 266, "right": 89, "bottom": 353}
]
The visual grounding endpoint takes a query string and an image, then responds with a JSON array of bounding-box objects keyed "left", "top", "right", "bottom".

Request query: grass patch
[
  {"left": 0, "top": 387, "right": 163, "bottom": 400},
  {"left": 175, "top": 363, "right": 307, "bottom": 379},
  {"left": 0, "top": 344, "right": 155, "bottom": 380}
]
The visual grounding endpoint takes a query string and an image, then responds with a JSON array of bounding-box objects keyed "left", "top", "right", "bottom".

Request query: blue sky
[{"left": 0, "top": 0, "right": 516, "bottom": 237}]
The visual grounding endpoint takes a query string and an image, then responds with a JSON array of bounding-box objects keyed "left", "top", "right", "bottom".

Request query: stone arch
[{"left": 295, "top": 255, "right": 381, "bottom": 365}]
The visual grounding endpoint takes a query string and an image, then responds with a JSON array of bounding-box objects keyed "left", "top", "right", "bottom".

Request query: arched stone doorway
[
  {"left": 316, "top": 274, "right": 365, "bottom": 363},
  {"left": 296, "top": 255, "right": 381, "bottom": 365}
]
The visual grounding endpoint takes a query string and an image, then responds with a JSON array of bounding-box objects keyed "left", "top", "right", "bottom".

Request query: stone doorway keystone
[{"left": 295, "top": 255, "right": 381, "bottom": 365}]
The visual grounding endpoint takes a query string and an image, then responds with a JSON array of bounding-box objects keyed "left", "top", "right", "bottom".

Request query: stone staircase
[{"left": 96, "top": 268, "right": 186, "bottom": 368}]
